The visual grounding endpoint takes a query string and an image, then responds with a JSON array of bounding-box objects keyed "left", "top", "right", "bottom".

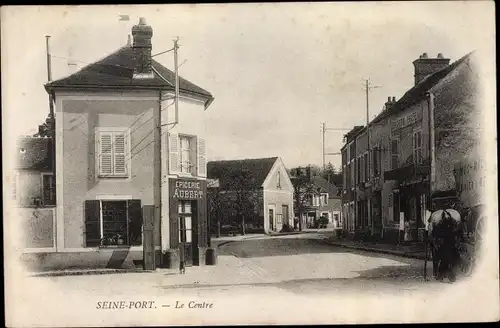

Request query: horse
[{"left": 425, "top": 208, "right": 462, "bottom": 281}]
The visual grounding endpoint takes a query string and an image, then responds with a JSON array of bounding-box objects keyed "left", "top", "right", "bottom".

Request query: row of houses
[
  {"left": 340, "top": 51, "right": 484, "bottom": 243},
  {"left": 12, "top": 17, "right": 342, "bottom": 271},
  {"left": 206, "top": 159, "right": 341, "bottom": 235}
]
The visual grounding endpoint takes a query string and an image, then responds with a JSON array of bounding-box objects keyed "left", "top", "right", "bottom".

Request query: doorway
[
  {"left": 268, "top": 205, "right": 275, "bottom": 232},
  {"left": 282, "top": 205, "right": 290, "bottom": 226},
  {"left": 178, "top": 201, "right": 194, "bottom": 267}
]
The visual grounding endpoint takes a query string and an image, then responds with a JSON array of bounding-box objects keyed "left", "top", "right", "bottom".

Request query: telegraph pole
[
  {"left": 321, "top": 123, "right": 350, "bottom": 170},
  {"left": 174, "top": 37, "right": 180, "bottom": 123},
  {"left": 363, "top": 78, "right": 381, "bottom": 236},
  {"left": 45, "top": 35, "right": 56, "bottom": 202}
]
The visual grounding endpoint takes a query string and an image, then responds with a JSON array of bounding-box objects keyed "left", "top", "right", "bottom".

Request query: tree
[
  {"left": 320, "top": 162, "right": 343, "bottom": 189},
  {"left": 33, "top": 115, "right": 55, "bottom": 138},
  {"left": 207, "top": 166, "right": 259, "bottom": 236},
  {"left": 290, "top": 166, "right": 317, "bottom": 231}
]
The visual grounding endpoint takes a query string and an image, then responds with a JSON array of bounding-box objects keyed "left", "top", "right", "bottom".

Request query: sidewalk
[{"left": 323, "top": 238, "right": 427, "bottom": 260}]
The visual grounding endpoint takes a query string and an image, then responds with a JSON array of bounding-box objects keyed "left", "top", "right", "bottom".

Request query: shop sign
[
  {"left": 391, "top": 110, "right": 422, "bottom": 132},
  {"left": 172, "top": 180, "right": 205, "bottom": 199}
]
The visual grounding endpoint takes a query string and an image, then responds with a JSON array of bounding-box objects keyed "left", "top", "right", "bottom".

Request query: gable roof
[
  {"left": 45, "top": 45, "right": 214, "bottom": 106},
  {"left": 15, "top": 137, "right": 53, "bottom": 170},
  {"left": 207, "top": 157, "right": 278, "bottom": 190},
  {"left": 311, "top": 175, "right": 340, "bottom": 198},
  {"left": 372, "top": 51, "right": 473, "bottom": 124}
]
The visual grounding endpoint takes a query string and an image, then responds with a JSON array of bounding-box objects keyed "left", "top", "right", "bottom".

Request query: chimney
[
  {"left": 412, "top": 52, "right": 450, "bottom": 85},
  {"left": 131, "top": 17, "right": 154, "bottom": 79},
  {"left": 384, "top": 96, "right": 396, "bottom": 110}
]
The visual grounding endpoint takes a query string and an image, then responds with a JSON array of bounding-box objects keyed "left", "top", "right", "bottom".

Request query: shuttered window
[
  {"left": 197, "top": 137, "right": 206, "bottom": 177},
  {"left": 97, "top": 130, "right": 129, "bottom": 177},
  {"left": 169, "top": 134, "right": 206, "bottom": 177}
]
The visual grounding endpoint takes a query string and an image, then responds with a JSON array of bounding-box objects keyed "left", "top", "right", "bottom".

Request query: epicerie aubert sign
[{"left": 170, "top": 179, "right": 205, "bottom": 200}]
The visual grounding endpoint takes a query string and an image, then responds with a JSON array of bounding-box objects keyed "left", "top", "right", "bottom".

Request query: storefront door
[{"left": 178, "top": 201, "right": 194, "bottom": 267}]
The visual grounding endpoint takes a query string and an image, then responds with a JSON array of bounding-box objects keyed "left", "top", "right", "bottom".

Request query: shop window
[
  {"left": 96, "top": 129, "right": 129, "bottom": 178},
  {"left": 178, "top": 201, "right": 193, "bottom": 244},
  {"left": 84, "top": 199, "right": 142, "bottom": 247}
]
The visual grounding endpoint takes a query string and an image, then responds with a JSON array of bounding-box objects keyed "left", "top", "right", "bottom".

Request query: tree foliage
[{"left": 207, "top": 166, "right": 260, "bottom": 235}]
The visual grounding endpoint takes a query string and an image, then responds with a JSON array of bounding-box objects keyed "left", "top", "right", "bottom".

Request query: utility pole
[
  {"left": 321, "top": 123, "right": 350, "bottom": 170},
  {"left": 45, "top": 35, "right": 56, "bottom": 202},
  {"left": 322, "top": 123, "right": 326, "bottom": 169},
  {"left": 363, "top": 78, "right": 381, "bottom": 236},
  {"left": 174, "top": 37, "right": 180, "bottom": 123}
]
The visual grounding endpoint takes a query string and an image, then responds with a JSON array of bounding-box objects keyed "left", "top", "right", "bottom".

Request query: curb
[
  {"left": 29, "top": 268, "right": 152, "bottom": 277},
  {"left": 323, "top": 240, "right": 427, "bottom": 260},
  {"left": 214, "top": 231, "right": 321, "bottom": 248}
]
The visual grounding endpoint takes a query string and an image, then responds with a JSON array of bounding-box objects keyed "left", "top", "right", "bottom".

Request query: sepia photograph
[{"left": 2, "top": 2, "right": 498, "bottom": 326}]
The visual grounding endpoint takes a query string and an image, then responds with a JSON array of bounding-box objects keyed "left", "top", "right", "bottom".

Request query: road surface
[{"left": 9, "top": 233, "right": 492, "bottom": 326}]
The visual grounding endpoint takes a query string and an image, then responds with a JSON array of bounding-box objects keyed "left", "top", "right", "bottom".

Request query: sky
[{"left": 2, "top": 3, "right": 495, "bottom": 170}]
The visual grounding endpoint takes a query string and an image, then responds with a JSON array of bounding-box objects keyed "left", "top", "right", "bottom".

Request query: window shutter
[
  {"left": 127, "top": 199, "right": 142, "bottom": 246},
  {"left": 99, "top": 133, "right": 113, "bottom": 176},
  {"left": 85, "top": 200, "right": 101, "bottom": 247},
  {"left": 197, "top": 137, "right": 207, "bottom": 177},
  {"left": 114, "top": 132, "right": 127, "bottom": 175},
  {"left": 169, "top": 133, "right": 179, "bottom": 173}
]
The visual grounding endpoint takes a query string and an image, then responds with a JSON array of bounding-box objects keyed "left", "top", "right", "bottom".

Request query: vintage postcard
[{"left": 2, "top": 2, "right": 498, "bottom": 326}]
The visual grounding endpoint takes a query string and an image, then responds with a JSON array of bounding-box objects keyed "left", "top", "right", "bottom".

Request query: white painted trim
[
  {"left": 59, "top": 246, "right": 162, "bottom": 253},
  {"left": 56, "top": 92, "right": 162, "bottom": 101},
  {"left": 56, "top": 91, "right": 207, "bottom": 105},
  {"left": 263, "top": 189, "right": 293, "bottom": 195},
  {"left": 95, "top": 195, "right": 133, "bottom": 200},
  {"left": 56, "top": 97, "right": 65, "bottom": 251},
  {"left": 23, "top": 248, "right": 57, "bottom": 253}
]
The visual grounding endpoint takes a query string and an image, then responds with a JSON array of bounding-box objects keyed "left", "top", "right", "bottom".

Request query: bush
[
  {"left": 280, "top": 224, "right": 295, "bottom": 233},
  {"left": 318, "top": 216, "right": 329, "bottom": 229}
]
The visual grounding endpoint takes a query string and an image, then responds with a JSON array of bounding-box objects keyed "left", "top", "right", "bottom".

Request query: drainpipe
[{"left": 426, "top": 92, "right": 436, "bottom": 207}]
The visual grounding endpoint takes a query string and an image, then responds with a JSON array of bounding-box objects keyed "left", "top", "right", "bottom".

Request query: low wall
[
  {"left": 18, "top": 207, "right": 56, "bottom": 249},
  {"left": 20, "top": 249, "right": 162, "bottom": 272}
]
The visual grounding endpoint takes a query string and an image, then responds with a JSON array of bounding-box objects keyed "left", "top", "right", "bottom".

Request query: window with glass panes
[
  {"left": 178, "top": 201, "right": 193, "bottom": 244},
  {"left": 391, "top": 139, "right": 399, "bottom": 169},
  {"left": 413, "top": 130, "right": 423, "bottom": 165},
  {"left": 179, "top": 136, "right": 194, "bottom": 174}
]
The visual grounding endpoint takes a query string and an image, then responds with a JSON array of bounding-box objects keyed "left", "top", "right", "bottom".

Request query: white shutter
[
  {"left": 169, "top": 133, "right": 179, "bottom": 173},
  {"left": 114, "top": 132, "right": 127, "bottom": 175},
  {"left": 99, "top": 133, "right": 113, "bottom": 175},
  {"left": 197, "top": 137, "right": 206, "bottom": 177}
]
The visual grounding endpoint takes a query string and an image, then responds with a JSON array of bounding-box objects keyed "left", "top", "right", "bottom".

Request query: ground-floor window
[{"left": 84, "top": 199, "right": 142, "bottom": 247}]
